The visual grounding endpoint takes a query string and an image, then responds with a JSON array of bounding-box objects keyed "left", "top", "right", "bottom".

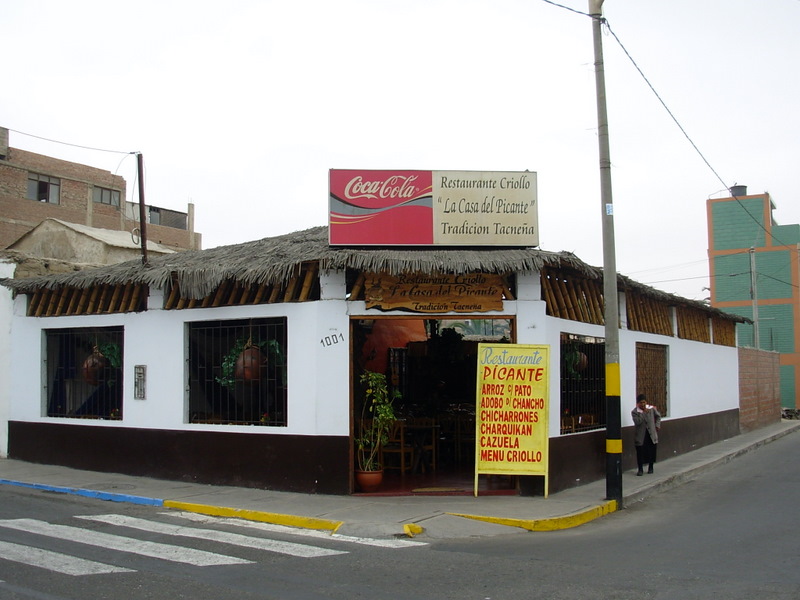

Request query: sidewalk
[{"left": 2, "top": 420, "right": 798, "bottom": 540}]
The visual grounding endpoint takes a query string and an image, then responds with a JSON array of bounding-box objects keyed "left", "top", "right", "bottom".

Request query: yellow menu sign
[{"left": 475, "top": 344, "right": 550, "bottom": 496}]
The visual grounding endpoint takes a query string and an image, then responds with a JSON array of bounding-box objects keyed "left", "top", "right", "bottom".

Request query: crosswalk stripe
[
  {"left": 0, "top": 539, "right": 135, "bottom": 576},
  {"left": 77, "top": 515, "right": 347, "bottom": 558},
  {"left": 0, "top": 519, "right": 252, "bottom": 566},
  {"left": 166, "top": 511, "right": 428, "bottom": 548}
]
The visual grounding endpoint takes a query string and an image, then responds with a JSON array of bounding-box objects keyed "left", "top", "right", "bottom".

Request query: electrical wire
[
  {"left": 8, "top": 127, "right": 136, "bottom": 155},
  {"left": 539, "top": 1, "right": 799, "bottom": 253}
]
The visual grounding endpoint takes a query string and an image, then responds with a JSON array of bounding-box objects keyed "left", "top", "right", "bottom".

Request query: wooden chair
[
  {"left": 409, "top": 417, "right": 437, "bottom": 472},
  {"left": 561, "top": 415, "right": 575, "bottom": 434},
  {"left": 381, "top": 421, "right": 414, "bottom": 474}
]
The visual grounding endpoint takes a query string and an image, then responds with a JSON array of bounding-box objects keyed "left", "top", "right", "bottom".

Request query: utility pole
[
  {"left": 589, "top": 0, "right": 622, "bottom": 505},
  {"left": 136, "top": 152, "right": 149, "bottom": 265},
  {"left": 750, "top": 247, "right": 759, "bottom": 349}
]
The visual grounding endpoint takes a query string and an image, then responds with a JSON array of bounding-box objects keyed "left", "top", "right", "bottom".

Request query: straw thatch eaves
[{"left": 1, "top": 225, "right": 744, "bottom": 322}]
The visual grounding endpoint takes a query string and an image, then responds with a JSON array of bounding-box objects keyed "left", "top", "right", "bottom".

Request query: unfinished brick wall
[
  {"left": 739, "top": 347, "right": 781, "bottom": 431},
  {"left": 1, "top": 147, "right": 199, "bottom": 251}
]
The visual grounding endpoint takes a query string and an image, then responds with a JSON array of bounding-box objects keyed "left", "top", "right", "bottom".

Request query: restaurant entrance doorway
[{"left": 351, "top": 316, "right": 517, "bottom": 494}]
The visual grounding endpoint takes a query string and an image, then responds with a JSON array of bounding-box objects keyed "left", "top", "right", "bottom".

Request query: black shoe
[
  {"left": 636, "top": 469, "right": 643, "bottom": 476},
  {"left": 647, "top": 466, "right": 654, "bottom": 474}
]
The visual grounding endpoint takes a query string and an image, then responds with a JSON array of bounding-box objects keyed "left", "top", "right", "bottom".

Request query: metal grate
[
  {"left": 635, "top": 342, "right": 668, "bottom": 417},
  {"left": 45, "top": 327, "right": 124, "bottom": 419},
  {"left": 559, "top": 332, "right": 606, "bottom": 434},
  {"left": 187, "top": 318, "right": 287, "bottom": 426}
]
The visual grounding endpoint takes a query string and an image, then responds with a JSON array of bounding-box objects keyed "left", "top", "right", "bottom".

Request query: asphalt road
[{"left": 1, "top": 432, "right": 798, "bottom": 599}]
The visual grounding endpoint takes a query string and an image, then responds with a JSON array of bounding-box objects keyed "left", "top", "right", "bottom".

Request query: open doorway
[{"left": 351, "top": 316, "right": 516, "bottom": 494}]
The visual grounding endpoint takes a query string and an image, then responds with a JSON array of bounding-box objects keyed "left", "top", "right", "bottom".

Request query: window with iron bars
[
  {"left": 187, "top": 318, "right": 287, "bottom": 426},
  {"left": 560, "top": 332, "right": 605, "bottom": 434},
  {"left": 45, "top": 327, "right": 124, "bottom": 419}
]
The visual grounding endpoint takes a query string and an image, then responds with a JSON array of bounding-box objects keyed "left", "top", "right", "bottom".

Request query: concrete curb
[
  {"left": 162, "top": 500, "right": 344, "bottom": 532},
  {"left": 0, "top": 478, "right": 345, "bottom": 534},
  {"left": 447, "top": 499, "right": 619, "bottom": 532},
  {"left": 0, "top": 479, "right": 163, "bottom": 506}
]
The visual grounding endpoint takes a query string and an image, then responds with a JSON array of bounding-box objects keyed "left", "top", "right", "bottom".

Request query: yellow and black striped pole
[{"left": 589, "top": 0, "right": 623, "bottom": 504}]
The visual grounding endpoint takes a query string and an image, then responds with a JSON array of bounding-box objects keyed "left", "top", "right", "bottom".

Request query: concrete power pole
[{"left": 589, "top": 0, "right": 622, "bottom": 504}]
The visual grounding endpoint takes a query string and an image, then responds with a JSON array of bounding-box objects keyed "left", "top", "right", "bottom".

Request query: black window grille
[
  {"left": 45, "top": 327, "right": 124, "bottom": 419},
  {"left": 188, "top": 318, "right": 287, "bottom": 426},
  {"left": 560, "top": 332, "right": 605, "bottom": 434}
]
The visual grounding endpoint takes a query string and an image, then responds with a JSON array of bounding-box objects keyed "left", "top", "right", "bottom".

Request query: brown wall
[
  {"left": 738, "top": 347, "right": 781, "bottom": 431},
  {"left": 8, "top": 421, "right": 351, "bottom": 495}
]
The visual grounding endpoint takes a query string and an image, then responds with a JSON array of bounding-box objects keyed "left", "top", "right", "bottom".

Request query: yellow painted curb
[
  {"left": 403, "top": 523, "right": 425, "bottom": 537},
  {"left": 163, "top": 500, "right": 344, "bottom": 533},
  {"left": 447, "top": 499, "right": 618, "bottom": 532}
]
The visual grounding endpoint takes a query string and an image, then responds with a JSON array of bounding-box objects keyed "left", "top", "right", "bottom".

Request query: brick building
[
  {"left": 0, "top": 127, "right": 201, "bottom": 253},
  {"left": 707, "top": 186, "right": 800, "bottom": 407}
]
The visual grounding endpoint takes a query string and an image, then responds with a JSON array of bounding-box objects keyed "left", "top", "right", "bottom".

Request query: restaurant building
[{"left": 0, "top": 217, "right": 753, "bottom": 495}]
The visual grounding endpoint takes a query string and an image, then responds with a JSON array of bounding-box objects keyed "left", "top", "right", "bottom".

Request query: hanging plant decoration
[
  {"left": 563, "top": 343, "right": 588, "bottom": 379},
  {"left": 217, "top": 337, "right": 284, "bottom": 389},
  {"left": 235, "top": 340, "right": 267, "bottom": 382},
  {"left": 82, "top": 342, "right": 122, "bottom": 387}
]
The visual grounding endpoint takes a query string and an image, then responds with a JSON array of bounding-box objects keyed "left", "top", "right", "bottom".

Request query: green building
[{"left": 707, "top": 187, "right": 800, "bottom": 407}]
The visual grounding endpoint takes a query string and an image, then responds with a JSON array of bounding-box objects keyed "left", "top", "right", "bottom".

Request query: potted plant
[{"left": 354, "top": 370, "right": 399, "bottom": 492}]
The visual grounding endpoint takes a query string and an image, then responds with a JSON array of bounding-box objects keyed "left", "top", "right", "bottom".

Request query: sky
[{"left": 2, "top": 0, "right": 798, "bottom": 301}]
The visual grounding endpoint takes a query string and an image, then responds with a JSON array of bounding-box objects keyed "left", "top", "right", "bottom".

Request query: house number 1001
[{"left": 320, "top": 333, "right": 345, "bottom": 347}]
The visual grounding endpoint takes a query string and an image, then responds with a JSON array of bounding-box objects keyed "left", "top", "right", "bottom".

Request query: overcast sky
[{"left": 3, "top": 0, "right": 798, "bottom": 301}]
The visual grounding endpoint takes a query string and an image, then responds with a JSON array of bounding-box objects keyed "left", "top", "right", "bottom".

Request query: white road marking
[
  {"left": 76, "top": 514, "right": 347, "bottom": 558},
  {"left": 0, "top": 539, "right": 135, "bottom": 576},
  {"left": 164, "top": 510, "right": 428, "bottom": 548},
  {"left": 0, "top": 519, "right": 252, "bottom": 566}
]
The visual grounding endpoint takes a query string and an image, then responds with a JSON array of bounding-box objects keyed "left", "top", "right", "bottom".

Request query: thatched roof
[{"left": 0, "top": 225, "right": 744, "bottom": 321}]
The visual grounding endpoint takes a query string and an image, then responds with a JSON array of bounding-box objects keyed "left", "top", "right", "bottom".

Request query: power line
[
  {"left": 8, "top": 127, "right": 135, "bottom": 155},
  {"left": 539, "top": 1, "right": 798, "bottom": 252}
]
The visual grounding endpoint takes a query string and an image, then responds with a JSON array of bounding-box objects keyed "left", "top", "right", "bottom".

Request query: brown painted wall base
[
  {"left": 8, "top": 421, "right": 351, "bottom": 495},
  {"left": 538, "top": 408, "right": 741, "bottom": 495}
]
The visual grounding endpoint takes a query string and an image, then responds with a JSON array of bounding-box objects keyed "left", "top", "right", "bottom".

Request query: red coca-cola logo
[{"left": 343, "top": 175, "right": 419, "bottom": 200}]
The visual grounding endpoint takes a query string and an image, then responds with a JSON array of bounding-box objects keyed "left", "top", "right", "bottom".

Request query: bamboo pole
[
  {"left": 165, "top": 282, "right": 180, "bottom": 309},
  {"left": 128, "top": 285, "right": 143, "bottom": 312},
  {"left": 283, "top": 276, "right": 299, "bottom": 302},
  {"left": 252, "top": 283, "right": 268, "bottom": 304},
  {"left": 540, "top": 272, "right": 559, "bottom": 318},
  {"left": 500, "top": 274, "right": 516, "bottom": 301},
  {"left": 33, "top": 292, "right": 45, "bottom": 317},
  {"left": 118, "top": 283, "right": 133, "bottom": 312},
  {"left": 76, "top": 287, "right": 93, "bottom": 315},
  {"left": 96, "top": 285, "right": 112, "bottom": 314},
  {"left": 298, "top": 263, "right": 318, "bottom": 302},
  {"left": 45, "top": 289, "right": 60, "bottom": 316},
  {"left": 238, "top": 284, "right": 253, "bottom": 305},
  {"left": 211, "top": 280, "right": 231, "bottom": 307},
  {"left": 28, "top": 290, "right": 41, "bottom": 317},
  {"left": 268, "top": 284, "right": 281, "bottom": 303},
  {"left": 66, "top": 287, "right": 82, "bottom": 315},
  {"left": 350, "top": 273, "right": 365, "bottom": 301},
  {"left": 107, "top": 285, "right": 123, "bottom": 313},
  {"left": 548, "top": 274, "right": 569, "bottom": 319},
  {"left": 556, "top": 277, "right": 578, "bottom": 321}
]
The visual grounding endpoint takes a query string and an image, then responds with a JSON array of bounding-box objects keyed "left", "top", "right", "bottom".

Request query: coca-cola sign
[{"left": 329, "top": 169, "right": 538, "bottom": 247}]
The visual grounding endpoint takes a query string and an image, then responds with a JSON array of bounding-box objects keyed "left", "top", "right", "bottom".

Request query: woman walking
[{"left": 632, "top": 393, "right": 661, "bottom": 475}]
